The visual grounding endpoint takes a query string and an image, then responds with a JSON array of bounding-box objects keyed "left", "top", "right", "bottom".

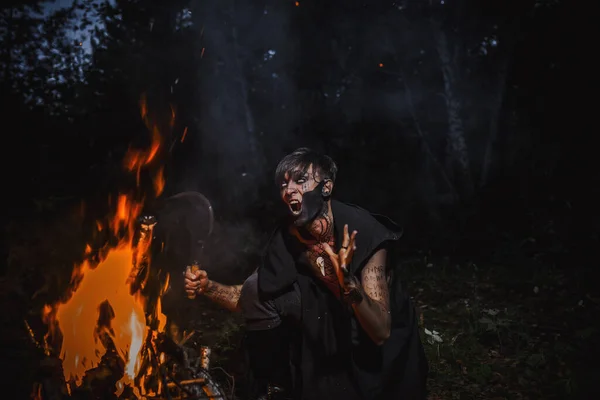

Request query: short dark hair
[{"left": 274, "top": 147, "right": 338, "bottom": 185}]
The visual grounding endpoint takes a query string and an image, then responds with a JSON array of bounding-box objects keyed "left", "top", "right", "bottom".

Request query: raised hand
[
  {"left": 184, "top": 264, "right": 209, "bottom": 299},
  {"left": 322, "top": 224, "right": 358, "bottom": 290}
]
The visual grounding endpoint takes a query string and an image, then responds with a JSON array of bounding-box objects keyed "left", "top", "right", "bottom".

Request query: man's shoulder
[
  {"left": 331, "top": 200, "right": 373, "bottom": 223},
  {"left": 332, "top": 200, "right": 403, "bottom": 238}
]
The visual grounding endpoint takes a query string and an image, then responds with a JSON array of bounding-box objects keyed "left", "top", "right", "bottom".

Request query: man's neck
[{"left": 295, "top": 202, "right": 334, "bottom": 243}]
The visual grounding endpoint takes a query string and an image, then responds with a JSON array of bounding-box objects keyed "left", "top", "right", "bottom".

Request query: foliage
[
  {"left": 0, "top": 1, "right": 88, "bottom": 113},
  {"left": 407, "top": 257, "right": 599, "bottom": 399},
  {"left": 1, "top": 0, "right": 199, "bottom": 215}
]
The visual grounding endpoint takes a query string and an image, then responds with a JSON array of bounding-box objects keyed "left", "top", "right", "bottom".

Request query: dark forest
[{"left": 1, "top": 0, "right": 597, "bottom": 399}]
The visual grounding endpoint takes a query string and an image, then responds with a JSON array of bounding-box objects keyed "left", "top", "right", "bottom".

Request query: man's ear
[{"left": 322, "top": 179, "right": 334, "bottom": 197}]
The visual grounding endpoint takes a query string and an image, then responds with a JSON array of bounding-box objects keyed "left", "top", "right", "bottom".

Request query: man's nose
[{"left": 285, "top": 183, "right": 299, "bottom": 194}]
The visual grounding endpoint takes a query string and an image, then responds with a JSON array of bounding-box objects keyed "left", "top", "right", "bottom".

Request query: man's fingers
[
  {"left": 340, "top": 230, "right": 358, "bottom": 267},
  {"left": 195, "top": 270, "right": 207, "bottom": 279},
  {"left": 342, "top": 224, "right": 350, "bottom": 248},
  {"left": 184, "top": 271, "right": 195, "bottom": 280},
  {"left": 185, "top": 285, "right": 199, "bottom": 293},
  {"left": 349, "top": 230, "right": 358, "bottom": 252},
  {"left": 184, "top": 279, "right": 200, "bottom": 288},
  {"left": 322, "top": 242, "right": 337, "bottom": 259},
  {"left": 184, "top": 267, "right": 207, "bottom": 297},
  {"left": 185, "top": 269, "right": 207, "bottom": 280}
]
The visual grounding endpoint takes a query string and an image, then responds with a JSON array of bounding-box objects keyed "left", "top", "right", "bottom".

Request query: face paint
[{"left": 293, "top": 180, "right": 327, "bottom": 227}]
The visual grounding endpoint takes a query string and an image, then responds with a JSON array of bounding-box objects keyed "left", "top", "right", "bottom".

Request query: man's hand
[
  {"left": 184, "top": 266, "right": 243, "bottom": 312},
  {"left": 184, "top": 265, "right": 209, "bottom": 298},
  {"left": 322, "top": 224, "right": 358, "bottom": 290}
]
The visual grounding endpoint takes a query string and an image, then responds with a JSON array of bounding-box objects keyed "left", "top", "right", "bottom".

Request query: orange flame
[
  {"left": 43, "top": 94, "right": 173, "bottom": 397},
  {"left": 180, "top": 126, "right": 188, "bottom": 143},
  {"left": 154, "top": 167, "right": 165, "bottom": 197}
]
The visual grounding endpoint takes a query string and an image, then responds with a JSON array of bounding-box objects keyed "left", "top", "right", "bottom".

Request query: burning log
[
  {"left": 37, "top": 356, "right": 70, "bottom": 400},
  {"left": 156, "top": 333, "right": 185, "bottom": 365},
  {"left": 76, "top": 348, "right": 124, "bottom": 395},
  {"left": 31, "top": 316, "right": 229, "bottom": 399},
  {"left": 25, "top": 320, "right": 69, "bottom": 400}
]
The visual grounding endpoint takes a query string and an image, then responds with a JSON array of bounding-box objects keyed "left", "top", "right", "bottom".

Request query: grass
[{"left": 403, "top": 256, "right": 599, "bottom": 399}]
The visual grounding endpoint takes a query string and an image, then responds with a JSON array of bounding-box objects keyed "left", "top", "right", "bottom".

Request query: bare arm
[
  {"left": 184, "top": 268, "right": 243, "bottom": 312},
  {"left": 351, "top": 249, "right": 391, "bottom": 345},
  {"left": 202, "top": 281, "right": 243, "bottom": 312}
]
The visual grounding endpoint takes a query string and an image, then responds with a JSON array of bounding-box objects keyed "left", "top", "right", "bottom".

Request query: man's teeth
[{"left": 289, "top": 200, "right": 301, "bottom": 213}]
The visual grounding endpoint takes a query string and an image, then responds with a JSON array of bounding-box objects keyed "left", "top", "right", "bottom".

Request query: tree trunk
[
  {"left": 480, "top": 61, "right": 508, "bottom": 188},
  {"left": 480, "top": 11, "right": 523, "bottom": 188},
  {"left": 433, "top": 25, "right": 474, "bottom": 201},
  {"left": 398, "top": 67, "right": 459, "bottom": 205},
  {"left": 190, "top": 0, "right": 264, "bottom": 211}
]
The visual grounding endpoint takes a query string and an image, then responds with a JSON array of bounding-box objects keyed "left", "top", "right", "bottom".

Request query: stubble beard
[
  {"left": 293, "top": 181, "right": 326, "bottom": 227},
  {"left": 292, "top": 181, "right": 333, "bottom": 241}
]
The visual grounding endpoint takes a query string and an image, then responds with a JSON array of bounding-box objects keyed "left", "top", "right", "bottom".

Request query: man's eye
[
  {"left": 297, "top": 179, "right": 306, "bottom": 184},
  {"left": 280, "top": 183, "right": 287, "bottom": 188}
]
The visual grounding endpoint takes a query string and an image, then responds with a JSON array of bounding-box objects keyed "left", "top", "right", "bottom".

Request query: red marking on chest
[{"left": 305, "top": 238, "right": 341, "bottom": 298}]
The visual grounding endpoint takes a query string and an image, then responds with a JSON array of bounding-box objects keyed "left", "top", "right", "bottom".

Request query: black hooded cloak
[{"left": 258, "top": 200, "right": 428, "bottom": 400}]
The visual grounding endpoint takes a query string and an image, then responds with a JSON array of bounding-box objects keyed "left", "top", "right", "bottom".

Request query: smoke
[
  {"left": 203, "top": 219, "right": 267, "bottom": 284},
  {"left": 187, "top": 0, "right": 298, "bottom": 214},
  {"left": 164, "top": 1, "right": 299, "bottom": 288}
]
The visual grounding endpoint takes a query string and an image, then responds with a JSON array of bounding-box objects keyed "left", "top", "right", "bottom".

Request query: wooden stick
[{"left": 166, "top": 377, "right": 206, "bottom": 388}]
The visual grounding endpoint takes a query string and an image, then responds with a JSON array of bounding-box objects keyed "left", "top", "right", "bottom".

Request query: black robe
[{"left": 257, "top": 200, "right": 428, "bottom": 400}]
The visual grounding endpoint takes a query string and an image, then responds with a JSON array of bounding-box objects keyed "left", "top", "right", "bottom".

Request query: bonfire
[{"left": 27, "top": 95, "right": 228, "bottom": 400}]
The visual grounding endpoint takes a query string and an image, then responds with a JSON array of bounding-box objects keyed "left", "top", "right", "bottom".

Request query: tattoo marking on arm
[
  {"left": 204, "top": 282, "right": 242, "bottom": 311},
  {"left": 361, "top": 264, "right": 389, "bottom": 314}
]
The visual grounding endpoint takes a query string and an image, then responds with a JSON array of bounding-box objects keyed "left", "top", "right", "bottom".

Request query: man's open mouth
[{"left": 288, "top": 199, "right": 302, "bottom": 215}]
